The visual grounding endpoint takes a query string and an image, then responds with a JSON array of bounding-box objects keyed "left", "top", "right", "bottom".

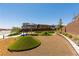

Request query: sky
[{"left": 0, "top": 3, "right": 79, "bottom": 29}]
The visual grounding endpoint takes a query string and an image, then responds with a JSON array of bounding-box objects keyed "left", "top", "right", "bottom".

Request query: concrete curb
[
  {"left": 0, "top": 35, "right": 20, "bottom": 39},
  {"left": 59, "top": 34, "right": 79, "bottom": 55}
]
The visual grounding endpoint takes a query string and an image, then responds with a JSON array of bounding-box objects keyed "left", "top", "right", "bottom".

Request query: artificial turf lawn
[{"left": 8, "top": 36, "right": 41, "bottom": 51}]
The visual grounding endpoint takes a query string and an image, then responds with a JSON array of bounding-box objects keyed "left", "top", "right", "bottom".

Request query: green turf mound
[{"left": 8, "top": 36, "right": 41, "bottom": 51}]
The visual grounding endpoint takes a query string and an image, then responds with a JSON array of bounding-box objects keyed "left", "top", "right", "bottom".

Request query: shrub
[
  {"left": 11, "top": 27, "right": 21, "bottom": 33},
  {"left": 67, "top": 34, "right": 72, "bottom": 38},
  {"left": 73, "top": 37, "right": 79, "bottom": 41},
  {"left": 35, "top": 31, "right": 42, "bottom": 33},
  {"left": 8, "top": 32, "right": 21, "bottom": 36},
  {"left": 63, "top": 32, "right": 68, "bottom": 36},
  {"left": 48, "top": 31, "right": 54, "bottom": 33},
  {"left": 62, "top": 32, "right": 72, "bottom": 38},
  {"left": 8, "top": 36, "right": 41, "bottom": 51},
  {"left": 59, "top": 31, "right": 62, "bottom": 34},
  {"left": 30, "top": 33, "right": 38, "bottom": 36},
  {"left": 73, "top": 37, "right": 79, "bottom": 44},
  {"left": 40, "top": 31, "right": 51, "bottom": 36}
]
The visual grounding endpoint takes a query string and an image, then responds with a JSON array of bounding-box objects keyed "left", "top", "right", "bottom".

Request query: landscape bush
[
  {"left": 48, "top": 31, "right": 54, "bottom": 33},
  {"left": 35, "top": 31, "right": 42, "bottom": 33},
  {"left": 62, "top": 32, "right": 72, "bottom": 38},
  {"left": 73, "top": 37, "right": 79, "bottom": 45},
  {"left": 39, "top": 31, "right": 52, "bottom": 36},
  {"left": 73, "top": 37, "right": 79, "bottom": 41},
  {"left": 30, "top": 33, "right": 38, "bottom": 36},
  {"left": 62, "top": 32, "right": 79, "bottom": 46},
  {"left": 8, "top": 32, "right": 21, "bottom": 36},
  {"left": 8, "top": 27, "right": 21, "bottom": 36}
]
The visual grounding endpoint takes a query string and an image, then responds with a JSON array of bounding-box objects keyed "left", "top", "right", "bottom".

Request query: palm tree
[{"left": 56, "top": 19, "right": 63, "bottom": 32}]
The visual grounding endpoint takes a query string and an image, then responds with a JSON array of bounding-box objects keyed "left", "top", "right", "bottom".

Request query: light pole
[
  {"left": 65, "top": 26, "right": 67, "bottom": 32},
  {"left": 0, "top": 30, "right": 10, "bottom": 39},
  {"left": 1, "top": 31, "right": 6, "bottom": 39},
  {"left": 3, "top": 34, "right": 4, "bottom": 39}
]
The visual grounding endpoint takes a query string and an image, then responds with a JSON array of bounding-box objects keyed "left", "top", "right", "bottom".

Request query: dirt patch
[
  {"left": 0, "top": 38, "right": 16, "bottom": 56},
  {"left": 0, "top": 35, "right": 78, "bottom": 56}
]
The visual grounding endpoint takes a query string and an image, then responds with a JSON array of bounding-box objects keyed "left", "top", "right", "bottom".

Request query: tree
[
  {"left": 22, "top": 23, "right": 31, "bottom": 32},
  {"left": 37, "top": 24, "right": 39, "bottom": 29},
  {"left": 56, "top": 19, "right": 63, "bottom": 32},
  {"left": 59, "top": 19, "right": 63, "bottom": 31},
  {"left": 11, "top": 27, "right": 21, "bottom": 33}
]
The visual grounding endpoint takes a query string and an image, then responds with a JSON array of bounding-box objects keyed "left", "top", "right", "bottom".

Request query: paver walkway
[{"left": 0, "top": 34, "right": 78, "bottom": 56}]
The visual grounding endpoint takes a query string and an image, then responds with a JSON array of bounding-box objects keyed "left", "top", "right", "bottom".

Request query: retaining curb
[{"left": 59, "top": 34, "right": 79, "bottom": 55}]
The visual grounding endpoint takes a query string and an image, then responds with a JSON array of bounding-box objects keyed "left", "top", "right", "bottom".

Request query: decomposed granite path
[{"left": 0, "top": 34, "right": 78, "bottom": 56}]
